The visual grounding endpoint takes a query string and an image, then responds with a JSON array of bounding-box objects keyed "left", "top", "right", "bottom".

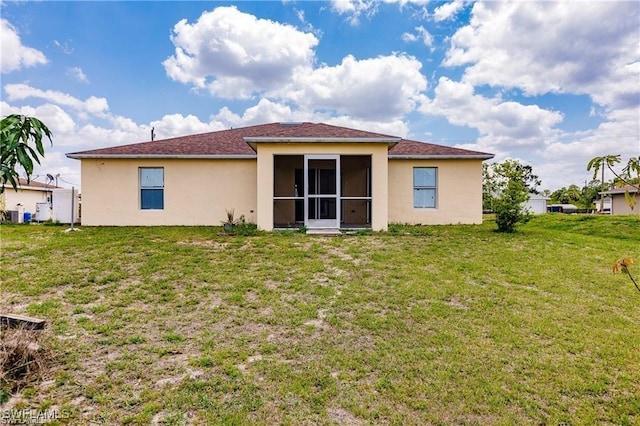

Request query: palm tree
[{"left": 566, "top": 184, "right": 582, "bottom": 203}]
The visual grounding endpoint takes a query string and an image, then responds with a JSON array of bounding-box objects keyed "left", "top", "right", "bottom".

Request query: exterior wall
[
  {"left": 611, "top": 193, "right": 640, "bottom": 215},
  {"left": 79, "top": 153, "right": 487, "bottom": 227},
  {"left": 1, "top": 187, "right": 50, "bottom": 214},
  {"left": 388, "top": 159, "right": 484, "bottom": 225},
  {"left": 256, "top": 143, "right": 389, "bottom": 231},
  {"left": 80, "top": 158, "right": 257, "bottom": 225}
]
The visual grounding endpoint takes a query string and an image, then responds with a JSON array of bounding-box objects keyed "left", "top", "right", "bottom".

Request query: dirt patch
[
  {"left": 326, "top": 246, "right": 354, "bottom": 262},
  {"left": 446, "top": 296, "right": 469, "bottom": 310},
  {"left": 303, "top": 309, "right": 328, "bottom": 330},
  {"left": 327, "top": 407, "right": 363, "bottom": 425},
  {"left": 176, "top": 240, "right": 229, "bottom": 249}
]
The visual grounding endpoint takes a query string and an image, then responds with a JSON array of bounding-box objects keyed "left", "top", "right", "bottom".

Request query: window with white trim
[
  {"left": 413, "top": 167, "right": 437, "bottom": 208},
  {"left": 140, "top": 167, "right": 164, "bottom": 210}
]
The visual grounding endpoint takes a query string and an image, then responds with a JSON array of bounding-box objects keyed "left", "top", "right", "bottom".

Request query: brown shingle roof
[
  {"left": 389, "top": 139, "right": 493, "bottom": 158},
  {"left": 67, "top": 122, "right": 493, "bottom": 159}
]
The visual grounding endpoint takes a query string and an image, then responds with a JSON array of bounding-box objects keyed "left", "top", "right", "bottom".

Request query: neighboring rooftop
[
  {"left": 67, "top": 122, "right": 494, "bottom": 159},
  {"left": 1, "top": 178, "right": 60, "bottom": 190},
  {"left": 601, "top": 186, "right": 639, "bottom": 195}
]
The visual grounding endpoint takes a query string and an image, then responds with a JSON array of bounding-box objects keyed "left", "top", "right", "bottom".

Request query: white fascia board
[
  {"left": 388, "top": 154, "right": 495, "bottom": 160},
  {"left": 244, "top": 137, "right": 401, "bottom": 143},
  {"left": 66, "top": 154, "right": 257, "bottom": 160},
  {"left": 600, "top": 188, "right": 639, "bottom": 195}
]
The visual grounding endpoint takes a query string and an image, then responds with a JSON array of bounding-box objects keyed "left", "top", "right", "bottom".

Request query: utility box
[
  {"left": 7, "top": 210, "right": 19, "bottom": 223},
  {"left": 9, "top": 206, "right": 26, "bottom": 223},
  {"left": 36, "top": 202, "right": 52, "bottom": 222},
  {"left": 52, "top": 189, "right": 80, "bottom": 224}
]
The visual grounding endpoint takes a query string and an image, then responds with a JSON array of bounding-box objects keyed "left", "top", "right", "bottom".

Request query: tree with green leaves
[
  {"left": 1, "top": 114, "right": 53, "bottom": 194},
  {"left": 587, "top": 155, "right": 640, "bottom": 211},
  {"left": 483, "top": 159, "right": 541, "bottom": 232},
  {"left": 581, "top": 179, "right": 608, "bottom": 210},
  {"left": 550, "top": 185, "right": 582, "bottom": 205}
]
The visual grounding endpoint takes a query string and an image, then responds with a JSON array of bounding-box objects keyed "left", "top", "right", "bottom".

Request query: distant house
[
  {"left": 600, "top": 186, "right": 639, "bottom": 215},
  {"left": 67, "top": 122, "right": 494, "bottom": 230},
  {"left": 594, "top": 196, "right": 612, "bottom": 214},
  {"left": 1, "top": 178, "right": 59, "bottom": 222},
  {"left": 524, "top": 194, "right": 549, "bottom": 214},
  {"left": 548, "top": 204, "right": 578, "bottom": 213}
]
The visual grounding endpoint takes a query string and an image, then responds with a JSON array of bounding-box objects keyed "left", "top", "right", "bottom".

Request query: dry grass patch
[{"left": 1, "top": 326, "right": 56, "bottom": 405}]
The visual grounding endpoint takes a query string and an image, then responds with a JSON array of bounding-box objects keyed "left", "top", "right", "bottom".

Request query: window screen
[
  {"left": 413, "top": 167, "right": 437, "bottom": 208},
  {"left": 140, "top": 168, "right": 164, "bottom": 210}
]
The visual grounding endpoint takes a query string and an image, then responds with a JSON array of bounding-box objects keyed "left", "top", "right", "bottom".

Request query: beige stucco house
[
  {"left": 67, "top": 122, "right": 493, "bottom": 231},
  {"left": 600, "top": 186, "right": 639, "bottom": 215}
]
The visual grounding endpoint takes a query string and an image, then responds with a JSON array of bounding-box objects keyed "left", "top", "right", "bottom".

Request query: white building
[{"left": 524, "top": 194, "right": 549, "bottom": 214}]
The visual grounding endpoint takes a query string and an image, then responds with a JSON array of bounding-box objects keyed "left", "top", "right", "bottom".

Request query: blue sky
[{"left": 2, "top": 0, "right": 638, "bottom": 192}]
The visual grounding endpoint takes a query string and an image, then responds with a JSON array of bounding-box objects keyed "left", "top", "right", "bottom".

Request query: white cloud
[
  {"left": 149, "top": 114, "right": 227, "bottom": 139},
  {"left": 447, "top": 89, "right": 639, "bottom": 192},
  {"left": 402, "top": 26, "right": 433, "bottom": 48},
  {"left": 163, "top": 6, "right": 319, "bottom": 99},
  {"left": 331, "top": 0, "right": 429, "bottom": 25},
  {"left": 383, "top": 0, "right": 429, "bottom": 5},
  {"left": 287, "top": 53, "right": 427, "bottom": 120},
  {"left": 0, "top": 100, "right": 128, "bottom": 188},
  {"left": 67, "top": 67, "right": 89, "bottom": 83},
  {"left": 323, "top": 115, "right": 409, "bottom": 137},
  {"left": 401, "top": 32, "right": 417, "bottom": 43},
  {"left": 437, "top": 1, "right": 639, "bottom": 191},
  {"left": 534, "top": 123, "right": 639, "bottom": 192},
  {"left": 545, "top": 109, "right": 639, "bottom": 165},
  {"left": 212, "top": 97, "right": 410, "bottom": 137},
  {"left": 53, "top": 40, "right": 73, "bottom": 55},
  {"left": 163, "top": 8, "right": 428, "bottom": 122},
  {"left": 443, "top": 1, "right": 640, "bottom": 108},
  {"left": 4, "top": 84, "right": 109, "bottom": 116},
  {"left": 433, "top": 0, "right": 465, "bottom": 22},
  {"left": 0, "top": 101, "right": 76, "bottom": 136},
  {"left": 330, "top": 0, "right": 378, "bottom": 25},
  {"left": 421, "top": 77, "right": 563, "bottom": 152},
  {"left": 215, "top": 98, "right": 299, "bottom": 127},
  {"left": 0, "top": 19, "right": 47, "bottom": 73}
]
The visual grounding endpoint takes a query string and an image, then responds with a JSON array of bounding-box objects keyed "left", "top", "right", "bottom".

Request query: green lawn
[{"left": 1, "top": 215, "right": 639, "bottom": 425}]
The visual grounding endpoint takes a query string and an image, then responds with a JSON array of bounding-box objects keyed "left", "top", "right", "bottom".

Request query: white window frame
[
  {"left": 140, "top": 167, "right": 164, "bottom": 210},
  {"left": 413, "top": 167, "right": 437, "bottom": 209}
]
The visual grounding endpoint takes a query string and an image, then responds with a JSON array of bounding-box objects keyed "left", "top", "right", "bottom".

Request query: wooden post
[{"left": 0, "top": 314, "right": 46, "bottom": 330}]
